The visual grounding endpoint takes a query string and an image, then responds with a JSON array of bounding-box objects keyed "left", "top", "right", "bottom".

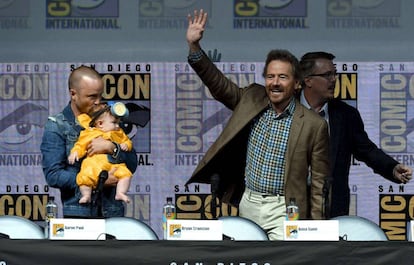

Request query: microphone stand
[
  {"left": 210, "top": 174, "right": 220, "bottom": 220},
  {"left": 322, "top": 177, "right": 331, "bottom": 220},
  {"left": 91, "top": 170, "right": 108, "bottom": 217}
]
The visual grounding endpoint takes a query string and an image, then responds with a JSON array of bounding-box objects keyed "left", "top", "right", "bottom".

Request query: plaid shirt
[{"left": 245, "top": 99, "right": 296, "bottom": 195}]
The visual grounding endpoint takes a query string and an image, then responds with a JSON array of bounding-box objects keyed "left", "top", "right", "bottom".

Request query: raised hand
[{"left": 186, "top": 9, "right": 208, "bottom": 52}]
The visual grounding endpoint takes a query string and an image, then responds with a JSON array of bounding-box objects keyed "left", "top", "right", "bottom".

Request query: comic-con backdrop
[
  {"left": 1, "top": 1, "right": 414, "bottom": 240},
  {"left": 0, "top": 61, "right": 413, "bottom": 240}
]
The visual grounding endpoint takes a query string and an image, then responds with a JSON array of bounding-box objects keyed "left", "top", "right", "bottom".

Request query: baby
[{"left": 68, "top": 103, "right": 133, "bottom": 204}]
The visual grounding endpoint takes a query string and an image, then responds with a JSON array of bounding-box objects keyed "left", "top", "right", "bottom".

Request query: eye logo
[
  {"left": 354, "top": 0, "right": 385, "bottom": 8},
  {"left": 139, "top": 0, "right": 201, "bottom": 16},
  {"left": 0, "top": 103, "right": 48, "bottom": 152},
  {"left": 0, "top": 0, "right": 14, "bottom": 9},
  {"left": 46, "top": 0, "right": 119, "bottom": 18},
  {"left": 259, "top": 0, "right": 293, "bottom": 9},
  {"left": 163, "top": 0, "right": 197, "bottom": 9},
  {"left": 120, "top": 103, "right": 150, "bottom": 140},
  {"left": 0, "top": 0, "right": 29, "bottom": 18},
  {"left": 71, "top": 0, "right": 105, "bottom": 9}
]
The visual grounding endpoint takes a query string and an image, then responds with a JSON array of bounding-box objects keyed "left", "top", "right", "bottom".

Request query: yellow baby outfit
[{"left": 71, "top": 114, "right": 133, "bottom": 188}]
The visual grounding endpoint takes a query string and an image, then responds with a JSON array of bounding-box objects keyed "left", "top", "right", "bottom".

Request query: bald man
[{"left": 41, "top": 66, "right": 137, "bottom": 217}]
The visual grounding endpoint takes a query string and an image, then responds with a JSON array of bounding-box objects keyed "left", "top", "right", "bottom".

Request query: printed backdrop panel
[{"left": 0, "top": 62, "right": 413, "bottom": 240}]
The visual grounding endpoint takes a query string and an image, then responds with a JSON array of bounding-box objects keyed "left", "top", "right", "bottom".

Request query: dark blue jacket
[{"left": 41, "top": 103, "right": 137, "bottom": 217}]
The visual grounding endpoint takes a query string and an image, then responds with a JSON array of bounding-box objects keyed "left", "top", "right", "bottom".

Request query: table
[{"left": 1, "top": 239, "right": 413, "bottom": 265}]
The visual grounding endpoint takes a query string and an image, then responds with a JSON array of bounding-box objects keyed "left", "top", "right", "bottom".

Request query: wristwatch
[{"left": 112, "top": 142, "right": 120, "bottom": 159}]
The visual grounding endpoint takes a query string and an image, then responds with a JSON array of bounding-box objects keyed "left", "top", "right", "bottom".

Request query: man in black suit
[{"left": 299, "top": 52, "right": 413, "bottom": 218}]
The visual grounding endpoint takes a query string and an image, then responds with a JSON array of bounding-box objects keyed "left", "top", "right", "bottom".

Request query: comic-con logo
[
  {"left": 233, "top": 0, "right": 308, "bottom": 29},
  {"left": 175, "top": 194, "right": 238, "bottom": 220},
  {"left": 174, "top": 63, "right": 256, "bottom": 166},
  {"left": 379, "top": 193, "right": 414, "bottom": 241},
  {"left": 334, "top": 71, "right": 358, "bottom": 105},
  {"left": 101, "top": 72, "right": 151, "bottom": 154},
  {"left": 46, "top": 0, "right": 120, "bottom": 29},
  {"left": 124, "top": 193, "right": 151, "bottom": 223},
  {"left": 138, "top": 0, "right": 212, "bottom": 29},
  {"left": 327, "top": 0, "right": 400, "bottom": 28},
  {"left": 0, "top": 70, "right": 49, "bottom": 157},
  {"left": 380, "top": 72, "right": 413, "bottom": 154},
  {"left": 285, "top": 225, "right": 299, "bottom": 239},
  {"left": 0, "top": 194, "right": 50, "bottom": 221}
]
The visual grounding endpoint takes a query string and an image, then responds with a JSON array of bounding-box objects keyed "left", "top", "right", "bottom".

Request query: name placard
[
  {"left": 49, "top": 218, "right": 106, "bottom": 240},
  {"left": 283, "top": 220, "right": 339, "bottom": 241},
  {"left": 166, "top": 219, "right": 222, "bottom": 241}
]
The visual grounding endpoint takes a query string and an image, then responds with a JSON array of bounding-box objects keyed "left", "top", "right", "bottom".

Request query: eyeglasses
[{"left": 308, "top": 71, "right": 337, "bottom": 80}]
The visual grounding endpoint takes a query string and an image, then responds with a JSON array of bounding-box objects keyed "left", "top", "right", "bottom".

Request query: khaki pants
[{"left": 239, "top": 188, "right": 286, "bottom": 240}]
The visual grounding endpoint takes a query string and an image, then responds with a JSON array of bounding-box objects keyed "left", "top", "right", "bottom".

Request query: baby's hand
[
  {"left": 120, "top": 143, "right": 129, "bottom": 151},
  {"left": 68, "top": 152, "right": 78, "bottom": 165}
]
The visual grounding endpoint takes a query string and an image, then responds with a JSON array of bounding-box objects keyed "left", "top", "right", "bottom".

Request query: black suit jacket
[{"left": 328, "top": 99, "right": 399, "bottom": 217}]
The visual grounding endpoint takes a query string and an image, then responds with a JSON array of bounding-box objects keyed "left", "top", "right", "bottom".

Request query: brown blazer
[{"left": 185, "top": 53, "right": 330, "bottom": 220}]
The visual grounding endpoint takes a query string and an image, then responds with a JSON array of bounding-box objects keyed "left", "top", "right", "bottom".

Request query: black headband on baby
[{"left": 88, "top": 101, "right": 129, "bottom": 127}]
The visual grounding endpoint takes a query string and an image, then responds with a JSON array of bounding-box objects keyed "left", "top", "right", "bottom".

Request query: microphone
[
  {"left": 210, "top": 174, "right": 220, "bottom": 219},
  {"left": 96, "top": 233, "right": 117, "bottom": 240},
  {"left": 92, "top": 170, "right": 108, "bottom": 209},
  {"left": 322, "top": 177, "right": 331, "bottom": 220},
  {"left": 105, "top": 233, "right": 117, "bottom": 240},
  {"left": 97, "top": 170, "right": 108, "bottom": 192},
  {"left": 0, "top": 232, "right": 10, "bottom": 239}
]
